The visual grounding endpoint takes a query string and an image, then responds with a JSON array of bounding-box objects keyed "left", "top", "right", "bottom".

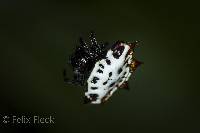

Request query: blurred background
[{"left": 0, "top": 0, "right": 199, "bottom": 132}]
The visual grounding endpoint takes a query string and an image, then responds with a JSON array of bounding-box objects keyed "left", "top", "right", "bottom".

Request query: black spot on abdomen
[
  {"left": 91, "top": 87, "right": 98, "bottom": 90},
  {"left": 118, "top": 68, "right": 122, "bottom": 74},
  {"left": 97, "top": 69, "right": 103, "bottom": 73},
  {"left": 109, "top": 82, "right": 115, "bottom": 87},
  {"left": 99, "top": 64, "right": 104, "bottom": 69},
  {"left": 91, "top": 77, "right": 99, "bottom": 84},
  {"left": 109, "top": 72, "right": 112, "bottom": 77},
  {"left": 123, "top": 71, "right": 127, "bottom": 75},
  {"left": 103, "top": 81, "right": 108, "bottom": 85},
  {"left": 106, "top": 59, "right": 111, "bottom": 65}
]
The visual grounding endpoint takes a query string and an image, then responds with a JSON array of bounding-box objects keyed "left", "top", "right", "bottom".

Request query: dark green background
[{"left": 0, "top": 0, "right": 199, "bottom": 132}]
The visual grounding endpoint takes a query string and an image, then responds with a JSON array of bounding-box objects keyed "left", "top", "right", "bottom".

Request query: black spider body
[{"left": 64, "top": 32, "right": 107, "bottom": 85}]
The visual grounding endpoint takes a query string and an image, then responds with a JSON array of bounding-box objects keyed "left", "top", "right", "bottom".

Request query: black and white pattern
[
  {"left": 85, "top": 42, "right": 133, "bottom": 104},
  {"left": 64, "top": 32, "right": 141, "bottom": 104}
]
